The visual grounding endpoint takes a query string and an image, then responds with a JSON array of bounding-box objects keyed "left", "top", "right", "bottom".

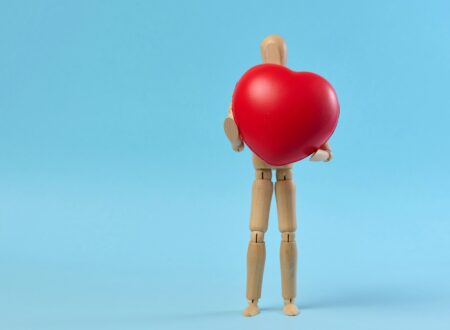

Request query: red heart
[{"left": 232, "top": 64, "right": 340, "bottom": 166}]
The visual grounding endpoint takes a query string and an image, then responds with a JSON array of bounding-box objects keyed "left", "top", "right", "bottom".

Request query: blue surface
[{"left": 1, "top": 1, "right": 450, "bottom": 329}]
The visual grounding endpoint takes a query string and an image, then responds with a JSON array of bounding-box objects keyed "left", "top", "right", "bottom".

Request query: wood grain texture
[
  {"left": 280, "top": 239, "right": 297, "bottom": 300},
  {"left": 275, "top": 177, "right": 297, "bottom": 233},
  {"left": 249, "top": 174, "right": 273, "bottom": 232},
  {"left": 246, "top": 241, "right": 266, "bottom": 301}
]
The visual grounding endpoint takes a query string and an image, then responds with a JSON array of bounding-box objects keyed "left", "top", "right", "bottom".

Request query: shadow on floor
[
  {"left": 6, "top": 287, "right": 446, "bottom": 329},
  {"left": 299, "top": 286, "right": 444, "bottom": 310}
]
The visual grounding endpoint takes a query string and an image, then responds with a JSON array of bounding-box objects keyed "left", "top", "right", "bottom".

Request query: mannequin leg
[
  {"left": 243, "top": 168, "right": 273, "bottom": 317},
  {"left": 275, "top": 168, "right": 299, "bottom": 316}
]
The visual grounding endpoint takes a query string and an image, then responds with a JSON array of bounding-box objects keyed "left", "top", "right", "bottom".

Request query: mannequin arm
[{"left": 224, "top": 104, "right": 244, "bottom": 152}]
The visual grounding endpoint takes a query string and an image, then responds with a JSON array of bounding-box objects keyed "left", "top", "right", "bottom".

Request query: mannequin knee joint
[
  {"left": 250, "top": 231, "right": 265, "bottom": 243},
  {"left": 281, "top": 232, "right": 296, "bottom": 242}
]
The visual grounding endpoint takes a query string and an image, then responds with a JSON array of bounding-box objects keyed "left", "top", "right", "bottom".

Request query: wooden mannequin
[{"left": 224, "top": 35, "right": 332, "bottom": 317}]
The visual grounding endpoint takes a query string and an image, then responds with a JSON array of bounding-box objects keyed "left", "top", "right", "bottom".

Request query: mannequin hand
[
  {"left": 232, "top": 142, "right": 245, "bottom": 152},
  {"left": 310, "top": 142, "right": 332, "bottom": 162}
]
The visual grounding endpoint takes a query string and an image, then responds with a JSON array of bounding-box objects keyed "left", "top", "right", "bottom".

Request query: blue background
[{"left": 1, "top": 1, "right": 449, "bottom": 329}]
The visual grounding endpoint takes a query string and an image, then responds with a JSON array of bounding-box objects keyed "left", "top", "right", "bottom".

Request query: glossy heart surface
[{"left": 232, "top": 64, "right": 340, "bottom": 166}]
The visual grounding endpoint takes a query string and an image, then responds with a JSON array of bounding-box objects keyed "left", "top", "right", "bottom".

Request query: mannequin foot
[
  {"left": 243, "top": 301, "right": 260, "bottom": 317},
  {"left": 283, "top": 300, "right": 300, "bottom": 316}
]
